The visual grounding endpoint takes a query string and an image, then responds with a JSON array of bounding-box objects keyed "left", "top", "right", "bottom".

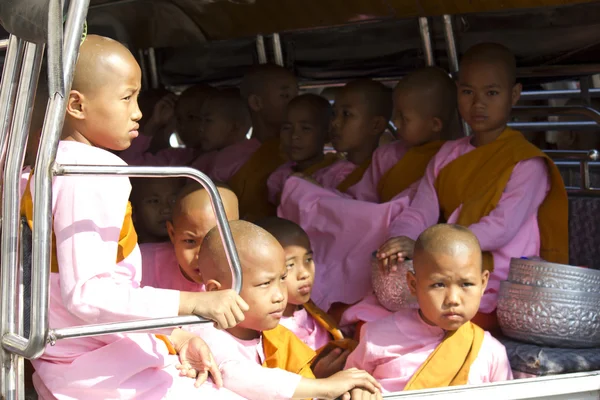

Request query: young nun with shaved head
[
  {"left": 347, "top": 224, "right": 512, "bottom": 393},
  {"left": 22, "top": 34, "right": 249, "bottom": 399},
  {"left": 378, "top": 43, "right": 569, "bottom": 331}
]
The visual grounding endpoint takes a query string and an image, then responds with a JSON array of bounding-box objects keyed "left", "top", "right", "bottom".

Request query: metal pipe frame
[
  {"left": 272, "top": 33, "right": 284, "bottom": 67},
  {"left": 147, "top": 48, "right": 159, "bottom": 89},
  {"left": 543, "top": 150, "right": 599, "bottom": 161},
  {"left": 256, "top": 34, "right": 267, "bottom": 64},
  {"left": 0, "top": 39, "right": 9, "bottom": 50},
  {"left": 512, "top": 105, "right": 600, "bottom": 124},
  {"left": 1, "top": 0, "right": 91, "bottom": 361},
  {"left": 508, "top": 121, "right": 599, "bottom": 131},
  {"left": 0, "top": 41, "right": 44, "bottom": 400},
  {"left": 44, "top": 164, "right": 243, "bottom": 342},
  {"left": 418, "top": 17, "right": 434, "bottom": 67},
  {"left": 520, "top": 89, "right": 600, "bottom": 101}
]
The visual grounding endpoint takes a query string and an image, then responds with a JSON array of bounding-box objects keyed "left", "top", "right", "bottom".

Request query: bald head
[
  {"left": 413, "top": 224, "right": 482, "bottom": 271},
  {"left": 396, "top": 67, "right": 457, "bottom": 128},
  {"left": 342, "top": 79, "right": 393, "bottom": 121},
  {"left": 72, "top": 35, "right": 139, "bottom": 95},
  {"left": 172, "top": 182, "right": 239, "bottom": 225},
  {"left": 460, "top": 43, "right": 517, "bottom": 85},
  {"left": 176, "top": 84, "right": 217, "bottom": 112},
  {"left": 203, "top": 88, "right": 251, "bottom": 129},
  {"left": 255, "top": 217, "right": 308, "bottom": 246},
  {"left": 287, "top": 94, "right": 332, "bottom": 129},
  {"left": 198, "top": 220, "right": 284, "bottom": 286},
  {"left": 240, "top": 64, "right": 296, "bottom": 100}
]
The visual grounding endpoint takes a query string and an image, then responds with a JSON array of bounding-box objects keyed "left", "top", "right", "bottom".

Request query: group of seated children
[{"left": 20, "top": 30, "right": 571, "bottom": 399}]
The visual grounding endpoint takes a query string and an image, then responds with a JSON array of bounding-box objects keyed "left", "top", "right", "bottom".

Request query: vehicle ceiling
[{"left": 42, "top": 0, "right": 600, "bottom": 86}]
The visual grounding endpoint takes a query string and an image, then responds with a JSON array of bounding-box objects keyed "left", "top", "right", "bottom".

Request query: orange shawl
[
  {"left": 228, "top": 137, "right": 286, "bottom": 222},
  {"left": 304, "top": 301, "right": 358, "bottom": 356},
  {"left": 262, "top": 324, "right": 316, "bottom": 379},
  {"left": 377, "top": 141, "right": 445, "bottom": 203},
  {"left": 299, "top": 153, "right": 341, "bottom": 177},
  {"left": 434, "top": 128, "right": 568, "bottom": 272},
  {"left": 404, "top": 321, "right": 484, "bottom": 390},
  {"left": 336, "top": 157, "right": 373, "bottom": 193}
]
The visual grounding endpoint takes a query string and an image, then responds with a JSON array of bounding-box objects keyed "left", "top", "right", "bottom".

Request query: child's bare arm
[
  {"left": 168, "top": 328, "right": 223, "bottom": 388},
  {"left": 293, "top": 368, "right": 382, "bottom": 400}
]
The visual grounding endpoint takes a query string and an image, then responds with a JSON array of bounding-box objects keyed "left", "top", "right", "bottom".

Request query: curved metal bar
[
  {"left": 544, "top": 149, "right": 599, "bottom": 161},
  {"left": 418, "top": 17, "right": 434, "bottom": 67},
  {"left": 1, "top": 0, "right": 90, "bottom": 360}
]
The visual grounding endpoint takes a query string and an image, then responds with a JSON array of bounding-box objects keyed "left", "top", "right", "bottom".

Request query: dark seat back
[{"left": 568, "top": 195, "right": 600, "bottom": 269}]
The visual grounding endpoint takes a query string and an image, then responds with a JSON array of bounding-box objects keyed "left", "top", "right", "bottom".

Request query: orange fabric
[
  {"left": 20, "top": 173, "right": 138, "bottom": 273},
  {"left": 300, "top": 153, "right": 341, "bottom": 177},
  {"left": 353, "top": 321, "right": 366, "bottom": 342},
  {"left": 434, "top": 128, "right": 569, "bottom": 272},
  {"left": 404, "top": 321, "right": 485, "bottom": 390},
  {"left": 336, "top": 157, "right": 372, "bottom": 193},
  {"left": 377, "top": 140, "right": 445, "bottom": 202},
  {"left": 227, "top": 137, "right": 286, "bottom": 222},
  {"left": 262, "top": 324, "right": 316, "bottom": 379},
  {"left": 303, "top": 300, "right": 344, "bottom": 341},
  {"left": 155, "top": 334, "right": 177, "bottom": 355}
]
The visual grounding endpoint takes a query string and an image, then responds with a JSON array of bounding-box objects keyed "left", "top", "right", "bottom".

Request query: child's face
[
  {"left": 81, "top": 57, "right": 142, "bottom": 151},
  {"left": 237, "top": 245, "right": 288, "bottom": 332},
  {"left": 331, "top": 88, "right": 375, "bottom": 153},
  {"left": 198, "top": 101, "right": 235, "bottom": 152},
  {"left": 408, "top": 248, "right": 489, "bottom": 331},
  {"left": 280, "top": 233, "right": 315, "bottom": 306},
  {"left": 393, "top": 91, "right": 438, "bottom": 147},
  {"left": 259, "top": 73, "right": 298, "bottom": 126},
  {"left": 133, "top": 180, "right": 180, "bottom": 240},
  {"left": 176, "top": 98, "right": 208, "bottom": 149},
  {"left": 280, "top": 103, "right": 327, "bottom": 163},
  {"left": 167, "top": 210, "right": 216, "bottom": 283},
  {"left": 457, "top": 61, "right": 521, "bottom": 137}
]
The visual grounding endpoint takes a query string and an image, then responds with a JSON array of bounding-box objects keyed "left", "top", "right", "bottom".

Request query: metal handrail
[{"left": 544, "top": 149, "right": 599, "bottom": 161}]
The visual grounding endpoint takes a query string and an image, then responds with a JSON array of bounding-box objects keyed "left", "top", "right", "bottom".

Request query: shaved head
[
  {"left": 198, "top": 220, "right": 283, "bottom": 286},
  {"left": 172, "top": 182, "right": 239, "bottom": 225},
  {"left": 203, "top": 88, "right": 251, "bottom": 128},
  {"left": 72, "top": 35, "right": 138, "bottom": 96},
  {"left": 255, "top": 217, "right": 308, "bottom": 246},
  {"left": 240, "top": 64, "right": 296, "bottom": 100},
  {"left": 413, "top": 224, "right": 482, "bottom": 271},
  {"left": 176, "top": 84, "right": 217, "bottom": 113},
  {"left": 460, "top": 43, "right": 517, "bottom": 85},
  {"left": 343, "top": 79, "right": 393, "bottom": 121},
  {"left": 396, "top": 67, "right": 457, "bottom": 128},
  {"left": 287, "top": 94, "right": 332, "bottom": 129}
]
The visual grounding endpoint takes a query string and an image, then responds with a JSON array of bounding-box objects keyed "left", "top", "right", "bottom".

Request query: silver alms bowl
[
  {"left": 508, "top": 258, "right": 600, "bottom": 293},
  {"left": 371, "top": 254, "right": 418, "bottom": 312},
  {"left": 497, "top": 281, "right": 600, "bottom": 348}
]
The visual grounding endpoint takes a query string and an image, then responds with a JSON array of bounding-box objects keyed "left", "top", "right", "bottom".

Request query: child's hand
[
  {"left": 322, "top": 368, "right": 382, "bottom": 400},
  {"left": 149, "top": 93, "right": 178, "bottom": 128},
  {"left": 171, "top": 331, "right": 223, "bottom": 388},
  {"left": 312, "top": 347, "right": 351, "bottom": 378},
  {"left": 182, "top": 290, "right": 249, "bottom": 329},
  {"left": 347, "top": 387, "right": 383, "bottom": 400},
  {"left": 376, "top": 236, "right": 415, "bottom": 274}
]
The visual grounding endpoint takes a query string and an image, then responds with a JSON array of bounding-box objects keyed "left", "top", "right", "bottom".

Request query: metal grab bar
[
  {"left": 418, "top": 17, "right": 434, "bottom": 67},
  {"left": 512, "top": 105, "right": 600, "bottom": 124},
  {"left": 508, "top": 121, "right": 599, "bottom": 131},
  {"left": 544, "top": 150, "right": 599, "bottom": 161}
]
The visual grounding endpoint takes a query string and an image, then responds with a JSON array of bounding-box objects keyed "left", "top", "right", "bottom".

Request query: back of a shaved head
[
  {"left": 460, "top": 43, "right": 517, "bottom": 85},
  {"left": 72, "top": 35, "right": 137, "bottom": 95},
  {"left": 204, "top": 88, "right": 251, "bottom": 127},
  {"left": 172, "top": 182, "right": 239, "bottom": 223},
  {"left": 240, "top": 63, "right": 295, "bottom": 99},
  {"left": 414, "top": 224, "right": 482, "bottom": 270},
  {"left": 396, "top": 67, "right": 457, "bottom": 127},
  {"left": 343, "top": 79, "right": 393, "bottom": 121},
  {"left": 255, "top": 216, "right": 307, "bottom": 244}
]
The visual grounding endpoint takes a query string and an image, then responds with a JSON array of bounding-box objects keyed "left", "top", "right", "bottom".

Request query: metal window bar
[
  {"left": 272, "top": 33, "right": 284, "bottom": 67},
  {"left": 418, "top": 17, "right": 434, "bottom": 67},
  {"left": 545, "top": 150, "right": 599, "bottom": 193}
]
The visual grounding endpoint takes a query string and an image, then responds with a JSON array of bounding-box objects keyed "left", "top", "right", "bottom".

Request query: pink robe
[
  {"left": 267, "top": 162, "right": 295, "bottom": 205},
  {"left": 20, "top": 166, "right": 31, "bottom": 200},
  {"left": 140, "top": 242, "right": 205, "bottom": 292},
  {"left": 31, "top": 141, "right": 240, "bottom": 400},
  {"left": 188, "top": 325, "right": 302, "bottom": 400},
  {"left": 276, "top": 142, "right": 414, "bottom": 310},
  {"left": 204, "top": 138, "right": 262, "bottom": 183},
  {"left": 119, "top": 133, "right": 198, "bottom": 167},
  {"left": 279, "top": 308, "right": 330, "bottom": 351},
  {"left": 388, "top": 136, "right": 550, "bottom": 313},
  {"left": 339, "top": 294, "right": 393, "bottom": 334},
  {"left": 345, "top": 309, "right": 513, "bottom": 393},
  {"left": 312, "top": 159, "right": 356, "bottom": 189}
]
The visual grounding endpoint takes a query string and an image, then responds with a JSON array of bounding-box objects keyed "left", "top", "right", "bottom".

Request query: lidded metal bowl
[
  {"left": 371, "top": 252, "right": 418, "bottom": 312},
  {"left": 508, "top": 258, "right": 600, "bottom": 293},
  {"left": 497, "top": 281, "right": 600, "bottom": 348}
]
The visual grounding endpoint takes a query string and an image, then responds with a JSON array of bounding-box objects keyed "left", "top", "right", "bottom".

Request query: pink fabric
[
  {"left": 190, "top": 151, "right": 218, "bottom": 174},
  {"left": 140, "top": 242, "right": 205, "bottom": 292},
  {"left": 312, "top": 159, "right": 356, "bottom": 189},
  {"left": 20, "top": 166, "right": 31, "bottom": 200},
  {"left": 345, "top": 141, "right": 408, "bottom": 202},
  {"left": 388, "top": 136, "right": 551, "bottom": 313},
  {"left": 204, "top": 138, "right": 262, "bottom": 183},
  {"left": 29, "top": 141, "right": 224, "bottom": 399},
  {"left": 118, "top": 134, "right": 152, "bottom": 164},
  {"left": 339, "top": 293, "right": 393, "bottom": 333},
  {"left": 122, "top": 142, "right": 198, "bottom": 167},
  {"left": 279, "top": 308, "right": 330, "bottom": 351},
  {"left": 267, "top": 162, "right": 295, "bottom": 205},
  {"left": 188, "top": 325, "right": 302, "bottom": 400},
  {"left": 345, "top": 308, "right": 513, "bottom": 393}
]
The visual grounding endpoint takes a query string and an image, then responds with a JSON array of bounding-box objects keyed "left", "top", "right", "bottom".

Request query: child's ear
[
  {"left": 66, "top": 90, "right": 85, "bottom": 120},
  {"left": 248, "top": 94, "right": 263, "bottom": 113},
  {"left": 166, "top": 221, "right": 176, "bottom": 244},
  {"left": 407, "top": 270, "right": 418, "bottom": 296},
  {"left": 431, "top": 117, "right": 443, "bottom": 134},
  {"left": 205, "top": 279, "right": 223, "bottom": 292},
  {"left": 371, "top": 116, "right": 387, "bottom": 136},
  {"left": 511, "top": 83, "right": 523, "bottom": 106},
  {"left": 480, "top": 269, "right": 490, "bottom": 294}
]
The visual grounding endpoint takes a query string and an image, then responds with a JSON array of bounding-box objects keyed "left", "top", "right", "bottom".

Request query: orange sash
[
  {"left": 227, "top": 137, "right": 286, "bottom": 222},
  {"left": 20, "top": 173, "right": 138, "bottom": 273},
  {"left": 336, "top": 157, "right": 373, "bottom": 193},
  {"left": 434, "top": 128, "right": 568, "bottom": 272},
  {"left": 404, "top": 321, "right": 484, "bottom": 390},
  {"left": 304, "top": 300, "right": 358, "bottom": 358},
  {"left": 262, "top": 324, "right": 316, "bottom": 379},
  {"left": 300, "top": 153, "right": 341, "bottom": 177},
  {"left": 377, "top": 141, "right": 445, "bottom": 203}
]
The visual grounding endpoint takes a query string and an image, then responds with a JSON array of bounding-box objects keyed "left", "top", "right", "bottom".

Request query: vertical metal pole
[
  {"left": 147, "top": 48, "right": 159, "bottom": 89},
  {"left": 418, "top": 17, "right": 435, "bottom": 67},
  {"left": 1, "top": 41, "right": 44, "bottom": 400},
  {"left": 442, "top": 14, "right": 471, "bottom": 136},
  {"left": 272, "top": 33, "right": 284, "bottom": 67},
  {"left": 256, "top": 35, "right": 267, "bottom": 64},
  {"left": 138, "top": 49, "right": 149, "bottom": 90}
]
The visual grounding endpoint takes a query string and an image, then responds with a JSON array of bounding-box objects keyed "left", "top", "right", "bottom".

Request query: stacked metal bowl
[{"left": 497, "top": 258, "right": 600, "bottom": 348}]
